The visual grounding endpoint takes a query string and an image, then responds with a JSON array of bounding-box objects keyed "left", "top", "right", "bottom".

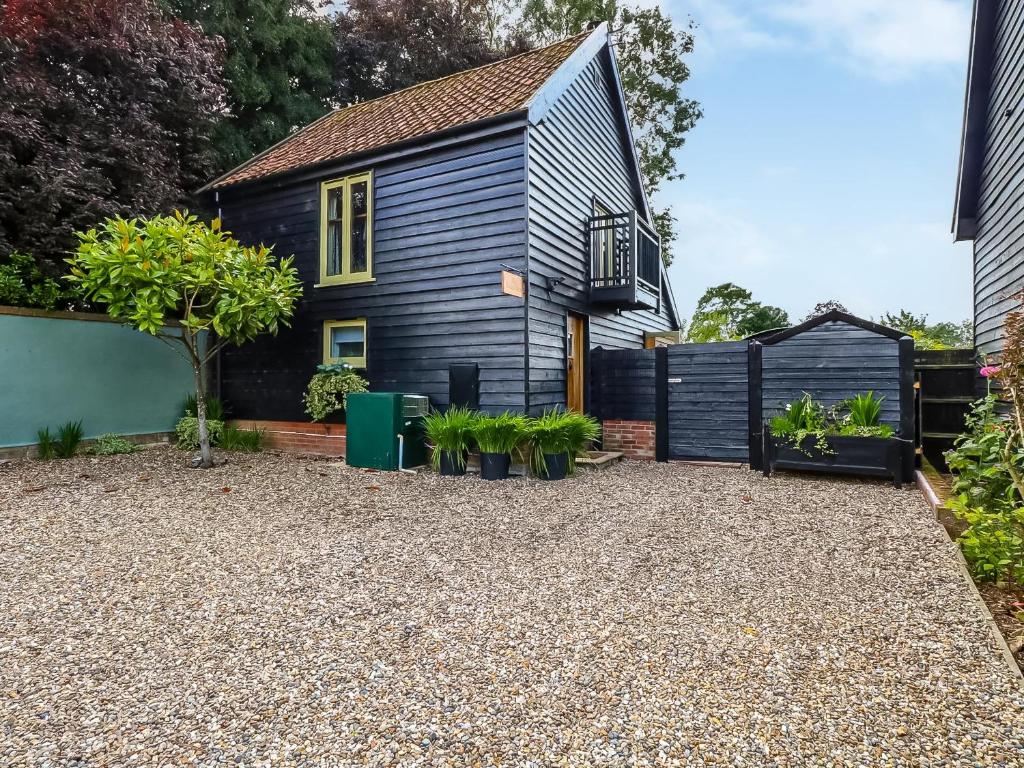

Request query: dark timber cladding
[
  {"left": 761, "top": 320, "right": 902, "bottom": 426},
  {"left": 589, "top": 347, "right": 657, "bottom": 421},
  {"left": 215, "top": 129, "right": 529, "bottom": 420},
  {"left": 955, "top": 0, "right": 1024, "bottom": 354},
  {"left": 667, "top": 341, "right": 750, "bottom": 462},
  {"left": 527, "top": 50, "right": 675, "bottom": 414}
]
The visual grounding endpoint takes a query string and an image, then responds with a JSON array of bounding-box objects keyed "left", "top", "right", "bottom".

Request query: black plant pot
[
  {"left": 438, "top": 450, "right": 467, "bottom": 476},
  {"left": 540, "top": 452, "right": 569, "bottom": 481},
  {"left": 479, "top": 452, "right": 511, "bottom": 481}
]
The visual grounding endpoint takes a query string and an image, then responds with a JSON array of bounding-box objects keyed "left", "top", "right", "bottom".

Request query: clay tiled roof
[{"left": 210, "top": 30, "right": 594, "bottom": 189}]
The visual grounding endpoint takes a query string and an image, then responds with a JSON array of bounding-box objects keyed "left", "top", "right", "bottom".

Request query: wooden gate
[{"left": 667, "top": 341, "right": 750, "bottom": 462}]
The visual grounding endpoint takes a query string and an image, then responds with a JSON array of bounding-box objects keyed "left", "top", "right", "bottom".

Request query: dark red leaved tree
[{"left": 0, "top": 0, "right": 226, "bottom": 278}]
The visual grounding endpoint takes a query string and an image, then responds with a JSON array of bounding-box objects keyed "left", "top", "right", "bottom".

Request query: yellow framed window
[
  {"left": 323, "top": 319, "right": 367, "bottom": 368},
  {"left": 319, "top": 172, "right": 373, "bottom": 286}
]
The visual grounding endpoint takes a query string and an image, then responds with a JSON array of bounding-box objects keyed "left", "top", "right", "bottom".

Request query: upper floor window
[{"left": 319, "top": 172, "right": 373, "bottom": 286}]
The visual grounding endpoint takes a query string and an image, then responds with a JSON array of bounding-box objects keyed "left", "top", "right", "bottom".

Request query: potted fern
[
  {"left": 424, "top": 406, "right": 476, "bottom": 476},
  {"left": 527, "top": 409, "right": 601, "bottom": 481},
  {"left": 471, "top": 412, "right": 528, "bottom": 481}
]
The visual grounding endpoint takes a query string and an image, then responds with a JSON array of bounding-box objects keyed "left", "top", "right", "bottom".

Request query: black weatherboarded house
[
  {"left": 201, "top": 24, "right": 680, "bottom": 418},
  {"left": 954, "top": 0, "right": 1024, "bottom": 354}
]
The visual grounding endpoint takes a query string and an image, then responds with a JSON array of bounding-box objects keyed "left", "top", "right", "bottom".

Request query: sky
[{"left": 656, "top": 0, "right": 974, "bottom": 325}]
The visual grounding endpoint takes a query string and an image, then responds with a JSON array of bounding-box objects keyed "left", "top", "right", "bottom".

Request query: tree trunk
[{"left": 194, "top": 364, "right": 213, "bottom": 468}]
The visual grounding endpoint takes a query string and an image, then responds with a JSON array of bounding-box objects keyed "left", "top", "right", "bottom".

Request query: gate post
[
  {"left": 655, "top": 346, "right": 668, "bottom": 462},
  {"left": 747, "top": 340, "right": 763, "bottom": 470}
]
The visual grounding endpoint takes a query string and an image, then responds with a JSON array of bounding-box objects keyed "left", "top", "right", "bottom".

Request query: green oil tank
[{"left": 345, "top": 392, "right": 428, "bottom": 470}]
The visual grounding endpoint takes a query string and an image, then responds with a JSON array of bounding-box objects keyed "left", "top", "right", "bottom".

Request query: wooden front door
[{"left": 566, "top": 314, "right": 585, "bottom": 412}]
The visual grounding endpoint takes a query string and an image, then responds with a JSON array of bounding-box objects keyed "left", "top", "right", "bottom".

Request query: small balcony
[{"left": 587, "top": 209, "right": 662, "bottom": 311}]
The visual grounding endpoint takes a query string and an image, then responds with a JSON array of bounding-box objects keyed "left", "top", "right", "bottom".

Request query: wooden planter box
[{"left": 762, "top": 429, "right": 911, "bottom": 488}]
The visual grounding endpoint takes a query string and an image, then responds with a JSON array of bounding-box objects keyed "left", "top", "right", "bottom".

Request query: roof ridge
[{"left": 332, "top": 27, "right": 595, "bottom": 117}]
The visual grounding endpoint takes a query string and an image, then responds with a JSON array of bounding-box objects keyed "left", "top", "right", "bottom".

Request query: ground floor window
[{"left": 323, "top": 319, "right": 367, "bottom": 368}]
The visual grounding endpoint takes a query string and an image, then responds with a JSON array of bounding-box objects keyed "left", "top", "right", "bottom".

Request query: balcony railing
[{"left": 587, "top": 209, "right": 661, "bottom": 310}]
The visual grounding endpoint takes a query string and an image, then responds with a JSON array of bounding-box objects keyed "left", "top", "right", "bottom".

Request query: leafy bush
[
  {"left": 945, "top": 395, "right": 1024, "bottom": 584},
  {"left": 0, "top": 252, "right": 70, "bottom": 310},
  {"left": 36, "top": 427, "right": 55, "bottom": 460},
  {"left": 471, "top": 412, "right": 529, "bottom": 455},
  {"left": 527, "top": 409, "right": 600, "bottom": 476},
  {"left": 175, "top": 417, "right": 224, "bottom": 451},
  {"left": 423, "top": 406, "right": 477, "bottom": 470},
  {"left": 220, "top": 425, "right": 264, "bottom": 452},
  {"left": 303, "top": 363, "right": 369, "bottom": 421},
  {"left": 182, "top": 394, "right": 226, "bottom": 422},
  {"left": 91, "top": 434, "right": 137, "bottom": 456}
]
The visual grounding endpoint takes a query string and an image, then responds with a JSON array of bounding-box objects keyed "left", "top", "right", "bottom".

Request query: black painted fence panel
[
  {"left": 761, "top": 323, "right": 902, "bottom": 426},
  {"left": 667, "top": 341, "right": 749, "bottom": 462},
  {"left": 590, "top": 347, "right": 657, "bottom": 421}
]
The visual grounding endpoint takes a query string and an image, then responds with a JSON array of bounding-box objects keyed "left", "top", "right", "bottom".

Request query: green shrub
[
  {"left": 91, "top": 433, "right": 137, "bottom": 456},
  {"left": 945, "top": 395, "right": 1024, "bottom": 585},
  {"left": 527, "top": 409, "right": 600, "bottom": 475},
  {"left": 471, "top": 412, "right": 529, "bottom": 455},
  {"left": 175, "top": 417, "right": 224, "bottom": 451},
  {"left": 423, "top": 406, "right": 477, "bottom": 470},
  {"left": 303, "top": 363, "right": 369, "bottom": 421},
  {"left": 36, "top": 427, "right": 55, "bottom": 460},
  {"left": 0, "top": 252, "right": 70, "bottom": 310},
  {"left": 182, "top": 394, "right": 226, "bottom": 422},
  {"left": 220, "top": 425, "right": 264, "bottom": 452}
]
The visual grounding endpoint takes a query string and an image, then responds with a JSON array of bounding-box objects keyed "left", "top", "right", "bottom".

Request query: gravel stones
[{"left": 1, "top": 448, "right": 1022, "bottom": 766}]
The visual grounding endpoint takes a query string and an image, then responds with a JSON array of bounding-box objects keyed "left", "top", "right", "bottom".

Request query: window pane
[
  {"left": 350, "top": 181, "right": 368, "bottom": 274},
  {"left": 350, "top": 216, "right": 367, "bottom": 274},
  {"left": 326, "top": 222, "right": 342, "bottom": 276},
  {"left": 327, "top": 188, "right": 342, "bottom": 220},
  {"left": 331, "top": 325, "right": 364, "bottom": 359}
]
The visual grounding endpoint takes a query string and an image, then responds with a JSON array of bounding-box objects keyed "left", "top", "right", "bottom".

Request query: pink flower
[{"left": 980, "top": 365, "right": 1001, "bottom": 378}]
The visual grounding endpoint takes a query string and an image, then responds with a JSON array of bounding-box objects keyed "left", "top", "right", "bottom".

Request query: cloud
[
  {"left": 681, "top": 0, "right": 970, "bottom": 80},
  {"left": 685, "top": 0, "right": 791, "bottom": 59},
  {"left": 770, "top": 0, "right": 971, "bottom": 79}
]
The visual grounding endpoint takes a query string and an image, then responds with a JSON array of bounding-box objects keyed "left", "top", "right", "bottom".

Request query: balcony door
[
  {"left": 593, "top": 201, "right": 615, "bottom": 283},
  {"left": 566, "top": 313, "right": 586, "bottom": 412}
]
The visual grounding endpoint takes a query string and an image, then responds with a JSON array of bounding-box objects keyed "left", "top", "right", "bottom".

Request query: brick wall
[
  {"left": 232, "top": 420, "right": 346, "bottom": 457},
  {"left": 601, "top": 419, "right": 656, "bottom": 461}
]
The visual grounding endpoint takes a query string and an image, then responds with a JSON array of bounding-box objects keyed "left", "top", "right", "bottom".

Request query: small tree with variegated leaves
[{"left": 67, "top": 212, "right": 303, "bottom": 468}]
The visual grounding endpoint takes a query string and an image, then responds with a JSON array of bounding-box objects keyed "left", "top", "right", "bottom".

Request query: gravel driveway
[{"left": 2, "top": 448, "right": 1022, "bottom": 766}]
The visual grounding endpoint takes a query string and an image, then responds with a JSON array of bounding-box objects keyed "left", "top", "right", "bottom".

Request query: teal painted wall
[{"left": 0, "top": 310, "right": 199, "bottom": 447}]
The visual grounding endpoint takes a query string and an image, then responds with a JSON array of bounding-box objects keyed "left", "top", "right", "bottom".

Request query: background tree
[
  {"left": 67, "top": 213, "right": 303, "bottom": 468},
  {"left": 686, "top": 282, "right": 789, "bottom": 342},
  {"left": 803, "top": 300, "right": 849, "bottom": 321},
  {"left": 736, "top": 303, "right": 790, "bottom": 338},
  {"left": 686, "top": 283, "right": 752, "bottom": 343},
  {"left": 333, "top": 0, "right": 513, "bottom": 105},
  {"left": 165, "top": 0, "right": 334, "bottom": 175},
  {"left": 0, "top": 0, "right": 225, "bottom": 280},
  {"left": 879, "top": 309, "right": 972, "bottom": 349},
  {"left": 510, "top": 0, "right": 701, "bottom": 264}
]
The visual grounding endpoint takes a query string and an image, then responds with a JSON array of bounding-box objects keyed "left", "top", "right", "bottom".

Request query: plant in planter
[
  {"left": 527, "top": 409, "right": 601, "bottom": 481},
  {"left": 303, "top": 363, "right": 369, "bottom": 422},
  {"left": 424, "top": 406, "right": 477, "bottom": 476},
  {"left": 471, "top": 412, "right": 529, "bottom": 480},
  {"left": 765, "top": 391, "right": 903, "bottom": 486}
]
